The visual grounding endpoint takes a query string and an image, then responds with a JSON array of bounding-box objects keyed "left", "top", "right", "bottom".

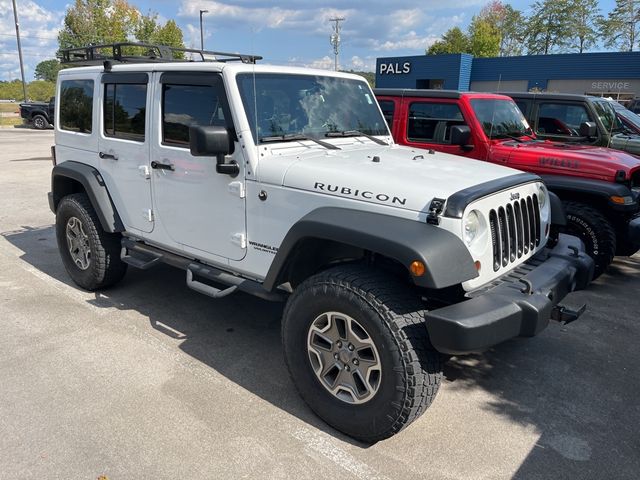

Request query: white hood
[{"left": 275, "top": 143, "right": 525, "bottom": 212}]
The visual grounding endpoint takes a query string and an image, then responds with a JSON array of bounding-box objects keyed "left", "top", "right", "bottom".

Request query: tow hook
[{"left": 551, "top": 304, "right": 586, "bottom": 325}]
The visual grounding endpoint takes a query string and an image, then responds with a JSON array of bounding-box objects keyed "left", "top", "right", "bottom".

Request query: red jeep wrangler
[{"left": 375, "top": 89, "right": 640, "bottom": 276}]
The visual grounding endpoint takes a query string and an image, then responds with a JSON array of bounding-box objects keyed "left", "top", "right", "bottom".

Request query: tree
[
  {"left": 468, "top": 16, "right": 501, "bottom": 57},
  {"left": 525, "top": 0, "right": 573, "bottom": 54},
  {"left": 153, "top": 20, "right": 185, "bottom": 58},
  {"left": 427, "top": 27, "right": 470, "bottom": 55},
  {"left": 601, "top": 0, "right": 640, "bottom": 52},
  {"left": 568, "top": 0, "right": 602, "bottom": 53},
  {"left": 34, "top": 60, "right": 62, "bottom": 82},
  {"left": 58, "top": 0, "right": 140, "bottom": 50}
]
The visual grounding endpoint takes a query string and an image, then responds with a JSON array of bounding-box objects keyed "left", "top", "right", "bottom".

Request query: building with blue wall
[{"left": 376, "top": 52, "right": 640, "bottom": 100}]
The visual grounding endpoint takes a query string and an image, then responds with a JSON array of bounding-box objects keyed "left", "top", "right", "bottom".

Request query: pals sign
[{"left": 379, "top": 62, "right": 411, "bottom": 75}]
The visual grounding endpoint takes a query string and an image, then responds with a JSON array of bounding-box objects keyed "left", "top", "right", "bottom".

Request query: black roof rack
[{"left": 59, "top": 42, "right": 262, "bottom": 66}]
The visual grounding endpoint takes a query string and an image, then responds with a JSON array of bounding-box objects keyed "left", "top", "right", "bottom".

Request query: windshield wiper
[
  {"left": 260, "top": 133, "right": 340, "bottom": 150},
  {"left": 325, "top": 130, "right": 389, "bottom": 146}
]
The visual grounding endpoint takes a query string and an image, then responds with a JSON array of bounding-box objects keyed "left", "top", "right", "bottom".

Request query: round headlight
[
  {"left": 463, "top": 210, "right": 480, "bottom": 246},
  {"left": 538, "top": 186, "right": 547, "bottom": 209}
]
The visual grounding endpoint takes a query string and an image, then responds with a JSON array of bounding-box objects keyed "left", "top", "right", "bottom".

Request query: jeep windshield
[
  {"left": 237, "top": 73, "right": 388, "bottom": 144},
  {"left": 470, "top": 99, "right": 533, "bottom": 140},
  {"left": 593, "top": 99, "right": 625, "bottom": 134}
]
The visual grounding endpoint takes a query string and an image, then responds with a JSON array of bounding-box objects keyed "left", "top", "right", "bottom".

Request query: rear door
[{"left": 97, "top": 73, "right": 154, "bottom": 234}]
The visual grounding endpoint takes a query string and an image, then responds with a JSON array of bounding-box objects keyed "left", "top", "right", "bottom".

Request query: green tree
[
  {"left": 568, "top": 0, "right": 602, "bottom": 53},
  {"left": 479, "top": 2, "right": 526, "bottom": 57},
  {"left": 468, "top": 16, "right": 501, "bottom": 57},
  {"left": 601, "top": 0, "right": 640, "bottom": 51},
  {"left": 427, "top": 27, "right": 470, "bottom": 55},
  {"left": 525, "top": 0, "right": 573, "bottom": 54},
  {"left": 153, "top": 20, "right": 185, "bottom": 58},
  {"left": 34, "top": 59, "right": 62, "bottom": 82},
  {"left": 27, "top": 81, "right": 56, "bottom": 101}
]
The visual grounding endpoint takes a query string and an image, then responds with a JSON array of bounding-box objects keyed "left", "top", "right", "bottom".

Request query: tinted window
[
  {"left": 60, "top": 79, "right": 93, "bottom": 133},
  {"left": 162, "top": 84, "right": 229, "bottom": 146},
  {"left": 104, "top": 83, "right": 147, "bottom": 141},
  {"left": 407, "top": 102, "right": 465, "bottom": 143},
  {"left": 514, "top": 100, "right": 529, "bottom": 117},
  {"left": 378, "top": 100, "right": 395, "bottom": 127},
  {"left": 470, "top": 99, "right": 531, "bottom": 138},
  {"left": 593, "top": 100, "right": 624, "bottom": 133},
  {"left": 536, "top": 103, "right": 590, "bottom": 136}
]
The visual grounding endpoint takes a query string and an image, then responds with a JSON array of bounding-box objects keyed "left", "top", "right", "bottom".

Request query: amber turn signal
[
  {"left": 474, "top": 260, "right": 482, "bottom": 272},
  {"left": 409, "top": 261, "right": 426, "bottom": 277}
]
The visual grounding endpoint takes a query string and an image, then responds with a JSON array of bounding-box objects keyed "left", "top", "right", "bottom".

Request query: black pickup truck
[{"left": 19, "top": 97, "right": 55, "bottom": 129}]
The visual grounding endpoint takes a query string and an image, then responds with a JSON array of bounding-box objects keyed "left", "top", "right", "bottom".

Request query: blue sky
[{"left": 0, "top": 0, "right": 618, "bottom": 81}]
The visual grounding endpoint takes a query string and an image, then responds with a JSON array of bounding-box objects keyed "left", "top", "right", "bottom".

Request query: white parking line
[{"left": 291, "top": 426, "right": 390, "bottom": 480}]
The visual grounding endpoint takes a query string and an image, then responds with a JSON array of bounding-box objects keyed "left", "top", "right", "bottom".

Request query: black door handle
[
  {"left": 99, "top": 152, "right": 118, "bottom": 160},
  {"left": 151, "top": 161, "right": 175, "bottom": 171}
]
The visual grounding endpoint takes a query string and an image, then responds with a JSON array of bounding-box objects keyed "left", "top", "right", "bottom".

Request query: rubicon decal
[{"left": 313, "top": 182, "right": 407, "bottom": 206}]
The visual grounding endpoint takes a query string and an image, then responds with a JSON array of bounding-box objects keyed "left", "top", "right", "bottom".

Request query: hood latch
[{"left": 427, "top": 198, "right": 446, "bottom": 225}]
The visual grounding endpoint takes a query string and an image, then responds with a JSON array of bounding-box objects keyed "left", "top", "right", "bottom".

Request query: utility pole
[
  {"left": 199, "top": 9, "right": 208, "bottom": 51},
  {"left": 11, "top": 0, "right": 28, "bottom": 102},
  {"left": 329, "top": 17, "right": 345, "bottom": 71}
]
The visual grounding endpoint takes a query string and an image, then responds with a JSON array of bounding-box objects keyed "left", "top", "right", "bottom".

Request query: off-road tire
[
  {"left": 563, "top": 201, "right": 616, "bottom": 278},
  {"left": 282, "top": 264, "right": 442, "bottom": 443},
  {"left": 32, "top": 114, "right": 48, "bottom": 130},
  {"left": 55, "top": 193, "right": 127, "bottom": 290}
]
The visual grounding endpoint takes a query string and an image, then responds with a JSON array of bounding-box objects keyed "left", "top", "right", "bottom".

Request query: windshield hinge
[
  {"left": 228, "top": 181, "right": 246, "bottom": 198},
  {"left": 427, "top": 198, "right": 446, "bottom": 225}
]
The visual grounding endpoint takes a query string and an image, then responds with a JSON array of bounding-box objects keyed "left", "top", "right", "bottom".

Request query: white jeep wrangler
[{"left": 49, "top": 43, "right": 593, "bottom": 442}]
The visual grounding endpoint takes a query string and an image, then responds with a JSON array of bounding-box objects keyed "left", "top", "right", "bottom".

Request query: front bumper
[{"left": 425, "top": 234, "right": 594, "bottom": 355}]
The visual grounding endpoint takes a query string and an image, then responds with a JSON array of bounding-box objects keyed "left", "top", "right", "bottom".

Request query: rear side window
[
  {"left": 407, "top": 102, "right": 465, "bottom": 143},
  {"left": 162, "top": 84, "right": 229, "bottom": 146},
  {"left": 59, "top": 79, "right": 94, "bottom": 133},
  {"left": 378, "top": 100, "right": 395, "bottom": 128},
  {"left": 104, "top": 83, "right": 147, "bottom": 141},
  {"left": 536, "top": 103, "right": 590, "bottom": 136}
]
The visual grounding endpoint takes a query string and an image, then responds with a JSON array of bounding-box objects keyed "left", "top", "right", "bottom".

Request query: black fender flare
[
  {"left": 50, "top": 161, "right": 124, "bottom": 232},
  {"left": 263, "top": 207, "right": 478, "bottom": 291},
  {"left": 548, "top": 191, "right": 566, "bottom": 226},
  {"left": 540, "top": 174, "right": 635, "bottom": 211}
]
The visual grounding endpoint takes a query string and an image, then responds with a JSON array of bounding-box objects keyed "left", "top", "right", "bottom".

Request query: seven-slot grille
[{"left": 488, "top": 194, "right": 541, "bottom": 272}]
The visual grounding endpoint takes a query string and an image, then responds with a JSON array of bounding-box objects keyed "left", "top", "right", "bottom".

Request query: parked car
[
  {"left": 375, "top": 88, "right": 640, "bottom": 276},
  {"left": 19, "top": 97, "right": 55, "bottom": 129},
  {"left": 49, "top": 43, "right": 594, "bottom": 442},
  {"left": 506, "top": 92, "right": 640, "bottom": 156},
  {"left": 606, "top": 99, "right": 640, "bottom": 135}
]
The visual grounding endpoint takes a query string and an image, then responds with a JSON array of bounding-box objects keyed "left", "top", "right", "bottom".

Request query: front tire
[
  {"left": 563, "top": 201, "right": 616, "bottom": 278},
  {"left": 55, "top": 193, "right": 127, "bottom": 290},
  {"left": 32, "top": 114, "right": 48, "bottom": 130},
  {"left": 282, "top": 265, "right": 442, "bottom": 442}
]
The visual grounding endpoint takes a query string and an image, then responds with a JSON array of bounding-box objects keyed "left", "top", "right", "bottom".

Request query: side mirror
[
  {"left": 450, "top": 125, "right": 472, "bottom": 148},
  {"left": 579, "top": 121, "right": 597, "bottom": 138},
  {"left": 189, "top": 125, "right": 239, "bottom": 176}
]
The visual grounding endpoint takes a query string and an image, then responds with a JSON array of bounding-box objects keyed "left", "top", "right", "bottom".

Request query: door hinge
[
  {"left": 144, "top": 209, "right": 154, "bottom": 222},
  {"left": 228, "top": 181, "right": 245, "bottom": 198},
  {"left": 231, "top": 233, "right": 246, "bottom": 248},
  {"left": 139, "top": 165, "right": 151, "bottom": 179}
]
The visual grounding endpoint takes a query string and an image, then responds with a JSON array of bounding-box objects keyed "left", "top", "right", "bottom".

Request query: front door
[
  {"left": 97, "top": 73, "right": 153, "bottom": 233},
  {"left": 149, "top": 71, "right": 246, "bottom": 261}
]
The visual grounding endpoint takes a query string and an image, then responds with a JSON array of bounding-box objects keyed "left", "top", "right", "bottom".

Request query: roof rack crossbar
[{"left": 59, "top": 42, "right": 262, "bottom": 66}]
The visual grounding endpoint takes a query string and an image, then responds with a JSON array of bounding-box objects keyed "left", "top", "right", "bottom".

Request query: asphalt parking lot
[{"left": 1, "top": 128, "right": 639, "bottom": 480}]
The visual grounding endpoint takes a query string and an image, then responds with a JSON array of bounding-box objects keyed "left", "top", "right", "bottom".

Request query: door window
[
  {"left": 378, "top": 100, "right": 395, "bottom": 128},
  {"left": 104, "top": 83, "right": 147, "bottom": 141},
  {"left": 407, "top": 102, "right": 465, "bottom": 143},
  {"left": 162, "top": 83, "right": 230, "bottom": 147},
  {"left": 536, "top": 103, "right": 590, "bottom": 136}
]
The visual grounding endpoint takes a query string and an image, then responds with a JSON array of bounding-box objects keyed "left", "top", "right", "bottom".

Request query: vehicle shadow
[{"left": 4, "top": 224, "right": 640, "bottom": 473}]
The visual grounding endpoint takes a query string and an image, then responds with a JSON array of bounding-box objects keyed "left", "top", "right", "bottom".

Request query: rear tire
[
  {"left": 563, "top": 201, "right": 616, "bottom": 278},
  {"left": 282, "top": 264, "right": 442, "bottom": 442},
  {"left": 32, "top": 114, "right": 48, "bottom": 130},
  {"left": 55, "top": 193, "right": 127, "bottom": 290}
]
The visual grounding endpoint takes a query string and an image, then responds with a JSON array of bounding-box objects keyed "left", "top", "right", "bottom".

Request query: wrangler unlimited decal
[{"left": 313, "top": 182, "right": 407, "bottom": 206}]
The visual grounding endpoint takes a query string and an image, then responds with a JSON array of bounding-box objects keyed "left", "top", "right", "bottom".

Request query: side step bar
[{"left": 120, "top": 238, "right": 285, "bottom": 302}]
